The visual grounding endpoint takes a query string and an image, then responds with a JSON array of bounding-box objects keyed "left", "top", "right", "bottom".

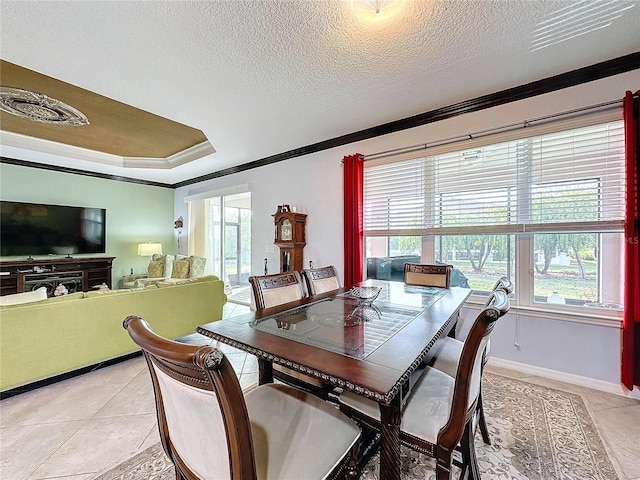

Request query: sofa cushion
[
  {"left": 147, "top": 259, "right": 165, "bottom": 277},
  {"left": 0, "top": 287, "right": 48, "bottom": 306},
  {"left": 189, "top": 256, "right": 207, "bottom": 277},
  {"left": 156, "top": 275, "right": 219, "bottom": 288},
  {"left": 85, "top": 289, "right": 133, "bottom": 298},
  {"left": 152, "top": 254, "right": 175, "bottom": 278},
  {"left": 172, "top": 260, "right": 190, "bottom": 279}
]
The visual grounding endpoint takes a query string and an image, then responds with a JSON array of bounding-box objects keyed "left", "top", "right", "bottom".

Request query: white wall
[
  {"left": 174, "top": 69, "right": 639, "bottom": 392},
  {"left": 174, "top": 153, "right": 345, "bottom": 276}
]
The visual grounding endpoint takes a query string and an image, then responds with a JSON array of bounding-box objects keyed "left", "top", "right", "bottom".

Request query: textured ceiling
[{"left": 1, "top": 0, "right": 639, "bottom": 185}]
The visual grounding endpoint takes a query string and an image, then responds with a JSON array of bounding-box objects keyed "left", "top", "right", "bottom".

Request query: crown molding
[
  {"left": 122, "top": 141, "right": 215, "bottom": 169},
  {"left": 0, "top": 156, "right": 173, "bottom": 188},
  {"left": 176, "top": 52, "right": 640, "bottom": 187},
  {"left": 0, "top": 131, "right": 215, "bottom": 170},
  {"left": 2, "top": 53, "right": 638, "bottom": 188}
]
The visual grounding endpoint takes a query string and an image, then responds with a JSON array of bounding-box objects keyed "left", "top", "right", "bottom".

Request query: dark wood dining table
[{"left": 197, "top": 279, "right": 471, "bottom": 480}]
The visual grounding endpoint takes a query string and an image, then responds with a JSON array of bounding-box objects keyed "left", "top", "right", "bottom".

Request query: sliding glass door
[{"left": 189, "top": 191, "right": 251, "bottom": 303}]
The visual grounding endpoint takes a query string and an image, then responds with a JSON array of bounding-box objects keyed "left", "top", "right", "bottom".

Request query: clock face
[{"left": 280, "top": 219, "right": 292, "bottom": 241}]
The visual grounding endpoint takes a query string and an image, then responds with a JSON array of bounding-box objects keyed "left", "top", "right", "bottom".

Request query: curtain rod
[{"left": 362, "top": 98, "right": 622, "bottom": 162}]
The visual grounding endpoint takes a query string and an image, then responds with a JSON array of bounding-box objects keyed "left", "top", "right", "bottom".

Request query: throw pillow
[
  {"left": 189, "top": 256, "right": 207, "bottom": 278},
  {"left": 152, "top": 254, "right": 175, "bottom": 278},
  {"left": 0, "top": 286, "right": 48, "bottom": 306},
  {"left": 147, "top": 259, "right": 165, "bottom": 278},
  {"left": 171, "top": 260, "right": 190, "bottom": 279}
]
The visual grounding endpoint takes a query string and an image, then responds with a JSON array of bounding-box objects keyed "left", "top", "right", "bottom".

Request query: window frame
[{"left": 362, "top": 113, "right": 625, "bottom": 324}]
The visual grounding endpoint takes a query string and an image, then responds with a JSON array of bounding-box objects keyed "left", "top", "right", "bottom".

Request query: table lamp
[{"left": 137, "top": 242, "right": 163, "bottom": 273}]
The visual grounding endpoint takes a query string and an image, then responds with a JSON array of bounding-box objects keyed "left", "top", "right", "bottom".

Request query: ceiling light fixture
[
  {"left": 0, "top": 86, "right": 89, "bottom": 126},
  {"left": 352, "top": 0, "right": 400, "bottom": 21}
]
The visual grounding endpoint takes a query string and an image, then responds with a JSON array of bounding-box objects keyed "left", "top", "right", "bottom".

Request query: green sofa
[{"left": 0, "top": 275, "right": 227, "bottom": 393}]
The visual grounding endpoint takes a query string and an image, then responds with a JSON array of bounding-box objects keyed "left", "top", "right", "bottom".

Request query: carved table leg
[
  {"left": 379, "top": 398, "right": 402, "bottom": 480},
  {"left": 258, "top": 358, "right": 273, "bottom": 385}
]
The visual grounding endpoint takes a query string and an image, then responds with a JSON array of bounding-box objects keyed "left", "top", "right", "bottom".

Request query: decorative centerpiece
[{"left": 349, "top": 286, "right": 382, "bottom": 306}]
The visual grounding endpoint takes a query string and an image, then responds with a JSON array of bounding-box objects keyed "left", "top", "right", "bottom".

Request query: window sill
[{"left": 465, "top": 295, "right": 623, "bottom": 328}]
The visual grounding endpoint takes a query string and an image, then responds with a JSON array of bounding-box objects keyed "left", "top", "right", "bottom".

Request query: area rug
[{"left": 93, "top": 373, "right": 619, "bottom": 480}]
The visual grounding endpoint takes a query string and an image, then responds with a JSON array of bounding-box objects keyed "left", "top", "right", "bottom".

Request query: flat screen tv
[{"left": 0, "top": 201, "right": 106, "bottom": 257}]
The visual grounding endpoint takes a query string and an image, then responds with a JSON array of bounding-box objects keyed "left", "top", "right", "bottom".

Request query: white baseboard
[{"left": 488, "top": 357, "right": 640, "bottom": 400}]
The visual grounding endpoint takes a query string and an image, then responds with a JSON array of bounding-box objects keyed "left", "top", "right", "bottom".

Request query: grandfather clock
[{"left": 273, "top": 204, "right": 307, "bottom": 273}]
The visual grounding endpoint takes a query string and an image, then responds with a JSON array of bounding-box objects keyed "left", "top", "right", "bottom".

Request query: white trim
[
  {"left": 488, "top": 357, "right": 640, "bottom": 400},
  {"left": 1, "top": 131, "right": 215, "bottom": 169},
  {"left": 1, "top": 130, "right": 124, "bottom": 166},
  {"left": 184, "top": 183, "right": 250, "bottom": 203},
  {"left": 123, "top": 141, "right": 215, "bottom": 169},
  {"left": 463, "top": 297, "right": 623, "bottom": 328}
]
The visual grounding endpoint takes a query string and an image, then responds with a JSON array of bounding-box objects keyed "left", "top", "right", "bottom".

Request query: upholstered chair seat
[
  {"left": 340, "top": 366, "right": 467, "bottom": 446},
  {"left": 428, "top": 276, "right": 514, "bottom": 445},
  {"left": 245, "top": 383, "right": 360, "bottom": 479},
  {"left": 124, "top": 315, "right": 360, "bottom": 480},
  {"left": 339, "top": 290, "right": 510, "bottom": 480}
]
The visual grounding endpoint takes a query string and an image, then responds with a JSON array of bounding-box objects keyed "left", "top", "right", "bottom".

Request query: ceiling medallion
[{"left": 0, "top": 86, "right": 89, "bottom": 126}]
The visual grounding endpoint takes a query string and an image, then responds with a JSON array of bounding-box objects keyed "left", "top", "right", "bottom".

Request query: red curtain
[
  {"left": 622, "top": 90, "right": 640, "bottom": 391},
  {"left": 343, "top": 153, "right": 364, "bottom": 288}
]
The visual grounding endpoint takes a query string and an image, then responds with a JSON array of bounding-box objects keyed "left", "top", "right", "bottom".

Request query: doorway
[
  {"left": 213, "top": 193, "right": 251, "bottom": 304},
  {"left": 189, "top": 191, "right": 252, "bottom": 305}
]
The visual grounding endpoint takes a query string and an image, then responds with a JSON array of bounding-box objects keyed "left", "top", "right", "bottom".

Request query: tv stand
[{"left": 0, "top": 257, "right": 115, "bottom": 297}]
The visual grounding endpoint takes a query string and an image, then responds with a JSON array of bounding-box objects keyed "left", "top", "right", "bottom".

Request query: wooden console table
[{"left": 0, "top": 257, "right": 115, "bottom": 296}]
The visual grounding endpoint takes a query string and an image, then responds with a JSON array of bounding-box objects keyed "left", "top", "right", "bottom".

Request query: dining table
[{"left": 197, "top": 279, "right": 471, "bottom": 480}]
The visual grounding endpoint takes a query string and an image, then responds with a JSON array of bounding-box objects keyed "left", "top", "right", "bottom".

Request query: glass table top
[{"left": 250, "top": 284, "right": 446, "bottom": 359}]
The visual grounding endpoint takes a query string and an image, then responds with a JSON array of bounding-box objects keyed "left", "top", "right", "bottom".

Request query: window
[{"left": 363, "top": 118, "right": 625, "bottom": 312}]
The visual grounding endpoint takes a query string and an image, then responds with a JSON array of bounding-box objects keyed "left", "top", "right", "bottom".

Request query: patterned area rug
[{"left": 93, "top": 373, "right": 619, "bottom": 480}]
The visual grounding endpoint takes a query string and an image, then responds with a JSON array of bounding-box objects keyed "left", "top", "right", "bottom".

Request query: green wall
[{"left": 0, "top": 163, "right": 175, "bottom": 286}]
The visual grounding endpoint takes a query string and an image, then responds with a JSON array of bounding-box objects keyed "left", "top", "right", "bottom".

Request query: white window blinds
[
  {"left": 363, "top": 119, "right": 625, "bottom": 236},
  {"left": 364, "top": 157, "right": 426, "bottom": 233}
]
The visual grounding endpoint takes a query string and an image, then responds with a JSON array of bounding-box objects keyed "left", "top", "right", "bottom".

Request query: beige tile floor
[{"left": 1, "top": 300, "right": 639, "bottom": 480}]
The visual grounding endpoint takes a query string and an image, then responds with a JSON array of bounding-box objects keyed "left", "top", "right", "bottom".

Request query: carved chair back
[
  {"left": 249, "top": 271, "right": 307, "bottom": 310},
  {"left": 301, "top": 265, "right": 341, "bottom": 295},
  {"left": 490, "top": 276, "right": 514, "bottom": 297},
  {"left": 123, "top": 315, "right": 257, "bottom": 479},
  {"left": 403, "top": 263, "right": 453, "bottom": 288}
]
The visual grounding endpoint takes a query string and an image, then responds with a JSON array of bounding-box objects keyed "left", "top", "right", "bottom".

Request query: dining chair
[
  {"left": 123, "top": 315, "right": 360, "bottom": 480},
  {"left": 248, "top": 271, "right": 307, "bottom": 310},
  {"left": 338, "top": 289, "right": 510, "bottom": 480},
  {"left": 428, "top": 276, "right": 514, "bottom": 445},
  {"left": 248, "top": 271, "right": 331, "bottom": 398},
  {"left": 403, "top": 263, "right": 453, "bottom": 288},
  {"left": 301, "top": 265, "right": 341, "bottom": 296}
]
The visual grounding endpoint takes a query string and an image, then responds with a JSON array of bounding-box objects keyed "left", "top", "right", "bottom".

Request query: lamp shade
[{"left": 137, "top": 243, "right": 163, "bottom": 256}]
